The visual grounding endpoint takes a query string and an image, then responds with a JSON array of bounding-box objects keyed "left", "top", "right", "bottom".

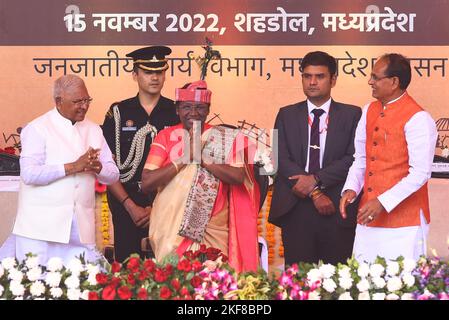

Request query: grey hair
[{"left": 53, "top": 74, "right": 86, "bottom": 101}]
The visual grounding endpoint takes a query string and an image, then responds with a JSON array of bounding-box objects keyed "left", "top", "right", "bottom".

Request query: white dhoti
[
  {"left": 15, "top": 214, "right": 100, "bottom": 266},
  {"left": 353, "top": 211, "right": 429, "bottom": 263},
  {"left": 0, "top": 234, "right": 16, "bottom": 260}
]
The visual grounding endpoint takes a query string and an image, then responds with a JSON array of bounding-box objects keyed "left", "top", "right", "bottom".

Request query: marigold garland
[
  {"left": 100, "top": 193, "right": 111, "bottom": 246},
  {"left": 257, "top": 188, "right": 284, "bottom": 268}
]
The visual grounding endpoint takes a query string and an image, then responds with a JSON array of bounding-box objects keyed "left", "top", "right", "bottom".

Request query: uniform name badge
[{"left": 122, "top": 126, "right": 137, "bottom": 131}]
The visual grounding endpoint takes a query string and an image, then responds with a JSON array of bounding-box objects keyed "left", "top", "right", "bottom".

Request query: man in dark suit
[{"left": 269, "top": 51, "right": 362, "bottom": 266}]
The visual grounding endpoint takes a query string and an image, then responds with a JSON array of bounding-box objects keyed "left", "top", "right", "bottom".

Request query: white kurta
[
  {"left": 13, "top": 108, "right": 119, "bottom": 265},
  {"left": 342, "top": 93, "right": 437, "bottom": 263}
]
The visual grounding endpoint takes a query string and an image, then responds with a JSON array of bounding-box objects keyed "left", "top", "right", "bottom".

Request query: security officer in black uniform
[{"left": 102, "top": 46, "right": 179, "bottom": 262}]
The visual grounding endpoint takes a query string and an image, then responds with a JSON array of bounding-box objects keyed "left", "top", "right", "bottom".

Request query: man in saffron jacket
[{"left": 340, "top": 53, "right": 438, "bottom": 263}]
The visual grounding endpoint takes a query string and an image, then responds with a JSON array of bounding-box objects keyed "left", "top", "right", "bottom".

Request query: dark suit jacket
[{"left": 269, "top": 100, "right": 362, "bottom": 228}]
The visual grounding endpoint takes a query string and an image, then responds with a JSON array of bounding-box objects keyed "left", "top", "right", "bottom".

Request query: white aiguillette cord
[{"left": 113, "top": 105, "right": 157, "bottom": 183}]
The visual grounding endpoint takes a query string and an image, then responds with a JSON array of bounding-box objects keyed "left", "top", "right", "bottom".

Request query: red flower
[
  {"left": 118, "top": 286, "right": 132, "bottom": 300},
  {"left": 190, "top": 275, "right": 202, "bottom": 288},
  {"left": 111, "top": 261, "right": 121, "bottom": 273},
  {"left": 137, "top": 288, "right": 148, "bottom": 300},
  {"left": 199, "top": 244, "right": 207, "bottom": 253},
  {"left": 184, "top": 250, "right": 193, "bottom": 259},
  {"left": 160, "top": 286, "right": 172, "bottom": 299},
  {"left": 110, "top": 276, "right": 121, "bottom": 287},
  {"left": 96, "top": 273, "right": 109, "bottom": 285},
  {"left": 165, "top": 264, "right": 173, "bottom": 275},
  {"left": 138, "top": 270, "right": 149, "bottom": 281},
  {"left": 207, "top": 247, "right": 220, "bottom": 255},
  {"left": 143, "top": 259, "right": 156, "bottom": 273},
  {"left": 127, "top": 257, "right": 141, "bottom": 273},
  {"left": 192, "top": 260, "right": 203, "bottom": 272},
  {"left": 95, "top": 180, "right": 107, "bottom": 193},
  {"left": 180, "top": 287, "right": 190, "bottom": 296},
  {"left": 154, "top": 269, "right": 168, "bottom": 283},
  {"left": 177, "top": 259, "right": 192, "bottom": 272},
  {"left": 127, "top": 273, "right": 136, "bottom": 286},
  {"left": 102, "top": 285, "right": 116, "bottom": 300},
  {"left": 171, "top": 278, "right": 181, "bottom": 291},
  {"left": 206, "top": 247, "right": 221, "bottom": 260},
  {"left": 88, "top": 291, "right": 99, "bottom": 300}
]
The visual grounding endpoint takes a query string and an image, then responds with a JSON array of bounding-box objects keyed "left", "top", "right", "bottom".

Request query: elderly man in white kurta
[{"left": 13, "top": 75, "right": 119, "bottom": 265}]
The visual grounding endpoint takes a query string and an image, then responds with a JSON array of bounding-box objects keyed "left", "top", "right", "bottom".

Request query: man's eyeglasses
[
  {"left": 72, "top": 98, "right": 93, "bottom": 106},
  {"left": 178, "top": 104, "right": 209, "bottom": 113},
  {"left": 369, "top": 74, "right": 393, "bottom": 82}
]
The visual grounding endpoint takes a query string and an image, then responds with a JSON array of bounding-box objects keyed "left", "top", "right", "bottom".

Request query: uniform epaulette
[{"left": 106, "top": 102, "right": 120, "bottom": 118}]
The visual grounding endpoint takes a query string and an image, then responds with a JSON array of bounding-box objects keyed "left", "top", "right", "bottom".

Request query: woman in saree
[{"left": 141, "top": 80, "right": 260, "bottom": 272}]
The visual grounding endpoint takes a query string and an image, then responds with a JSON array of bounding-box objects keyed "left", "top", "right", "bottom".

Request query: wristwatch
[{"left": 313, "top": 174, "right": 323, "bottom": 189}]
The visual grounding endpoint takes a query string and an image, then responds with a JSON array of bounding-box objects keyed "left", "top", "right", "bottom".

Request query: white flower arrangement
[
  {"left": 386, "top": 261, "right": 400, "bottom": 276},
  {"left": 338, "top": 292, "right": 353, "bottom": 300},
  {"left": 67, "top": 288, "right": 81, "bottom": 300},
  {"left": 357, "top": 262, "right": 370, "bottom": 278},
  {"left": 386, "top": 276, "right": 403, "bottom": 292},
  {"left": 358, "top": 291, "right": 370, "bottom": 300},
  {"left": 46, "top": 257, "right": 63, "bottom": 272},
  {"left": 0, "top": 252, "right": 108, "bottom": 300},
  {"left": 30, "top": 281, "right": 46, "bottom": 297},
  {"left": 386, "top": 293, "right": 400, "bottom": 300},
  {"left": 338, "top": 277, "right": 353, "bottom": 290},
  {"left": 64, "top": 275, "right": 80, "bottom": 289},
  {"left": 322, "top": 278, "right": 337, "bottom": 293},
  {"left": 372, "top": 277, "right": 386, "bottom": 289},
  {"left": 8, "top": 268, "right": 24, "bottom": 282},
  {"left": 356, "top": 278, "right": 370, "bottom": 292},
  {"left": 319, "top": 264, "right": 336, "bottom": 278},
  {"left": 10, "top": 280, "right": 25, "bottom": 297},
  {"left": 402, "top": 258, "right": 416, "bottom": 273},
  {"left": 402, "top": 273, "right": 416, "bottom": 288},
  {"left": 400, "top": 292, "right": 414, "bottom": 300},
  {"left": 25, "top": 256, "right": 40, "bottom": 270},
  {"left": 338, "top": 266, "right": 351, "bottom": 279},
  {"left": 369, "top": 263, "right": 385, "bottom": 278},
  {"left": 45, "top": 272, "right": 62, "bottom": 287},
  {"left": 1, "top": 257, "right": 17, "bottom": 270},
  {"left": 372, "top": 292, "right": 386, "bottom": 300},
  {"left": 26, "top": 267, "right": 42, "bottom": 282},
  {"left": 49, "top": 287, "right": 63, "bottom": 299},
  {"left": 308, "top": 255, "right": 429, "bottom": 300},
  {"left": 306, "top": 268, "right": 322, "bottom": 285}
]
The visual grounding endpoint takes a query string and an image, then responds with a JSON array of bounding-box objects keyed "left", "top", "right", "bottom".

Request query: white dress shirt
[{"left": 305, "top": 98, "right": 331, "bottom": 172}]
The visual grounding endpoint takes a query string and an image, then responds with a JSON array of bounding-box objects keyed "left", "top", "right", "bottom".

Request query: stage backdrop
[{"left": 1, "top": 0, "right": 448, "bottom": 157}]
